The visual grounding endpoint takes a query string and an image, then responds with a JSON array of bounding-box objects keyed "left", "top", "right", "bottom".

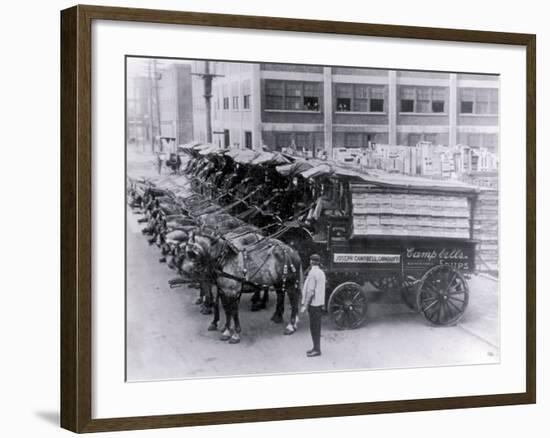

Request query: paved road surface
[{"left": 126, "top": 207, "right": 499, "bottom": 382}]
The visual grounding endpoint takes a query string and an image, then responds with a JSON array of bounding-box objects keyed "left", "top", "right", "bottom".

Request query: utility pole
[
  {"left": 153, "top": 59, "right": 162, "bottom": 152},
  {"left": 147, "top": 60, "right": 155, "bottom": 153},
  {"left": 191, "top": 61, "right": 224, "bottom": 144}
]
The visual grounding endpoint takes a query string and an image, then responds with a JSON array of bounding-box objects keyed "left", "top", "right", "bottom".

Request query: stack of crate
[
  {"left": 472, "top": 188, "right": 499, "bottom": 273},
  {"left": 351, "top": 192, "right": 471, "bottom": 239}
]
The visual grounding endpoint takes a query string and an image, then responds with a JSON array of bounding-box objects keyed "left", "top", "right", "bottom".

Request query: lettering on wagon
[
  {"left": 333, "top": 253, "right": 401, "bottom": 264},
  {"left": 405, "top": 248, "right": 469, "bottom": 261}
]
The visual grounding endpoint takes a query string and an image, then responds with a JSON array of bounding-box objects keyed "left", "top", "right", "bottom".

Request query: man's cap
[{"left": 309, "top": 254, "right": 321, "bottom": 263}]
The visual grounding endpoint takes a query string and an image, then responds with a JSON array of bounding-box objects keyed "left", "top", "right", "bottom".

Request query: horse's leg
[
  {"left": 158, "top": 238, "right": 168, "bottom": 263},
  {"left": 229, "top": 298, "right": 241, "bottom": 344},
  {"left": 219, "top": 294, "right": 232, "bottom": 341},
  {"left": 270, "top": 287, "right": 284, "bottom": 324},
  {"left": 196, "top": 280, "right": 205, "bottom": 306},
  {"left": 260, "top": 287, "right": 269, "bottom": 309},
  {"left": 201, "top": 282, "right": 213, "bottom": 315},
  {"left": 284, "top": 284, "right": 300, "bottom": 335},
  {"left": 208, "top": 286, "right": 220, "bottom": 331},
  {"left": 148, "top": 226, "right": 158, "bottom": 243},
  {"left": 250, "top": 290, "right": 260, "bottom": 311}
]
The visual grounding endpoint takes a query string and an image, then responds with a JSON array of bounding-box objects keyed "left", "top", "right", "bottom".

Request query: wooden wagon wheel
[
  {"left": 327, "top": 282, "right": 368, "bottom": 330},
  {"left": 416, "top": 265, "right": 469, "bottom": 326}
]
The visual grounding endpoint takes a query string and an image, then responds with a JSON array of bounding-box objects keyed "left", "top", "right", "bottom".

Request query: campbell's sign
[
  {"left": 405, "top": 247, "right": 471, "bottom": 271},
  {"left": 405, "top": 248, "right": 469, "bottom": 261},
  {"left": 334, "top": 253, "right": 400, "bottom": 264}
]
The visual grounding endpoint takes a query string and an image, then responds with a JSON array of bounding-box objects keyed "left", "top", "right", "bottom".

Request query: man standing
[{"left": 300, "top": 254, "right": 326, "bottom": 357}]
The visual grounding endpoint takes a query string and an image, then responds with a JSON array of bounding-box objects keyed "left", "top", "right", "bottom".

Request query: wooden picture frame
[{"left": 60, "top": 4, "right": 536, "bottom": 433}]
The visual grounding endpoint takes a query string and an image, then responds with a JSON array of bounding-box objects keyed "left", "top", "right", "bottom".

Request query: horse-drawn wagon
[
  {"left": 129, "top": 143, "right": 482, "bottom": 340},
  {"left": 274, "top": 161, "right": 479, "bottom": 330}
]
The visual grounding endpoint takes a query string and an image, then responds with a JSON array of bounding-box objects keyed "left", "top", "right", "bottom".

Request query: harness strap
[{"left": 214, "top": 269, "right": 264, "bottom": 291}]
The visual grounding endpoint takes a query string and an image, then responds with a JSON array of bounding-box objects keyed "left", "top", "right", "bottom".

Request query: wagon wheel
[
  {"left": 328, "top": 282, "right": 368, "bottom": 330},
  {"left": 416, "top": 265, "right": 469, "bottom": 326}
]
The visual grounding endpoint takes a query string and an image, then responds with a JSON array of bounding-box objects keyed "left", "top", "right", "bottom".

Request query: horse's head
[{"left": 179, "top": 232, "right": 222, "bottom": 277}]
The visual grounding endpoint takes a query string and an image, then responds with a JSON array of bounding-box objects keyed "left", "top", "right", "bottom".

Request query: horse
[
  {"left": 166, "top": 221, "right": 263, "bottom": 314},
  {"left": 181, "top": 231, "right": 303, "bottom": 344}
]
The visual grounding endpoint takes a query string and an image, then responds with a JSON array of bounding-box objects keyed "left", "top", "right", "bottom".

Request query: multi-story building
[
  {"left": 191, "top": 61, "right": 499, "bottom": 157},
  {"left": 158, "top": 63, "right": 194, "bottom": 151},
  {"left": 126, "top": 76, "right": 152, "bottom": 147}
]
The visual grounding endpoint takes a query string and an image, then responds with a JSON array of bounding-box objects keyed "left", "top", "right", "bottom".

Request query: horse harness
[{"left": 197, "top": 231, "right": 297, "bottom": 305}]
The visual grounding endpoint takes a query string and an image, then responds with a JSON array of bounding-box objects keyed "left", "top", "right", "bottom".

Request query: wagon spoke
[
  {"left": 351, "top": 290, "right": 362, "bottom": 301},
  {"left": 427, "top": 305, "right": 440, "bottom": 323},
  {"left": 421, "top": 299, "right": 439, "bottom": 312},
  {"left": 446, "top": 270, "right": 457, "bottom": 288},
  {"left": 437, "top": 302, "right": 445, "bottom": 324},
  {"left": 447, "top": 299, "right": 463, "bottom": 314},
  {"left": 420, "top": 294, "right": 438, "bottom": 304},
  {"left": 443, "top": 300, "right": 455, "bottom": 320}
]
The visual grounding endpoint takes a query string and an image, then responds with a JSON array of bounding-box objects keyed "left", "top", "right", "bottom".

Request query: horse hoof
[
  {"left": 158, "top": 257, "right": 166, "bottom": 263},
  {"left": 207, "top": 323, "right": 218, "bottom": 331},
  {"left": 229, "top": 335, "right": 241, "bottom": 344},
  {"left": 271, "top": 315, "right": 283, "bottom": 324},
  {"left": 194, "top": 298, "right": 202, "bottom": 305},
  {"left": 220, "top": 334, "right": 231, "bottom": 341},
  {"left": 200, "top": 307, "right": 213, "bottom": 315},
  {"left": 284, "top": 323, "right": 298, "bottom": 335}
]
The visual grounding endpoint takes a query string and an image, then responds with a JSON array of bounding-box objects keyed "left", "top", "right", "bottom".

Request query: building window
[
  {"left": 335, "top": 84, "right": 385, "bottom": 112},
  {"left": 461, "top": 101, "right": 474, "bottom": 113},
  {"left": 275, "top": 132, "right": 292, "bottom": 150},
  {"left": 243, "top": 94, "right": 251, "bottom": 109},
  {"left": 460, "top": 88, "right": 498, "bottom": 115},
  {"left": 401, "top": 99, "right": 415, "bottom": 112},
  {"left": 265, "top": 80, "right": 321, "bottom": 111},
  {"left": 353, "top": 85, "right": 369, "bottom": 111},
  {"left": 303, "top": 96, "right": 319, "bottom": 111},
  {"left": 223, "top": 97, "right": 229, "bottom": 110},
  {"left": 370, "top": 93, "right": 384, "bottom": 112},
  {"left": 400, "top": 86, "right": 447, "bottom": 113},
  {"left": 244, "top": 131, "right": 252, "bottom": 149},
  {"left": 223, "top": 129, "right": 230, "bottom": 147},
  {"left": 432, "top": 100, "right": 445, "bottom": 113},
  {"left": 266, "top": 80, "right": 284, "bottom": 109},
  {"left": 336, "top": 98, "right": 351, "bottom": 111},
  {"left": 232, "top": 96, "right": 239, "bottom": 109},
  {"left": 431, "top": 88, "right": 446, "bottom": 113}
]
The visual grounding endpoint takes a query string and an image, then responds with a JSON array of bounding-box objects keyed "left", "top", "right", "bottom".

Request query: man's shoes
[{"left": 306, "top": 350, "right": 321, "bottom": 357}]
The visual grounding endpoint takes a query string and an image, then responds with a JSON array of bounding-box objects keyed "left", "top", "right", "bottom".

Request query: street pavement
[{"left": 126, "top": 207, "right": 499, "bottom": 382}]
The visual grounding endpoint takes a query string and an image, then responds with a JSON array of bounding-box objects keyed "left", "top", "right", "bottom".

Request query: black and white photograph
[{"left": 125, "top": 57, "right": 500, "bottom": 382}]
